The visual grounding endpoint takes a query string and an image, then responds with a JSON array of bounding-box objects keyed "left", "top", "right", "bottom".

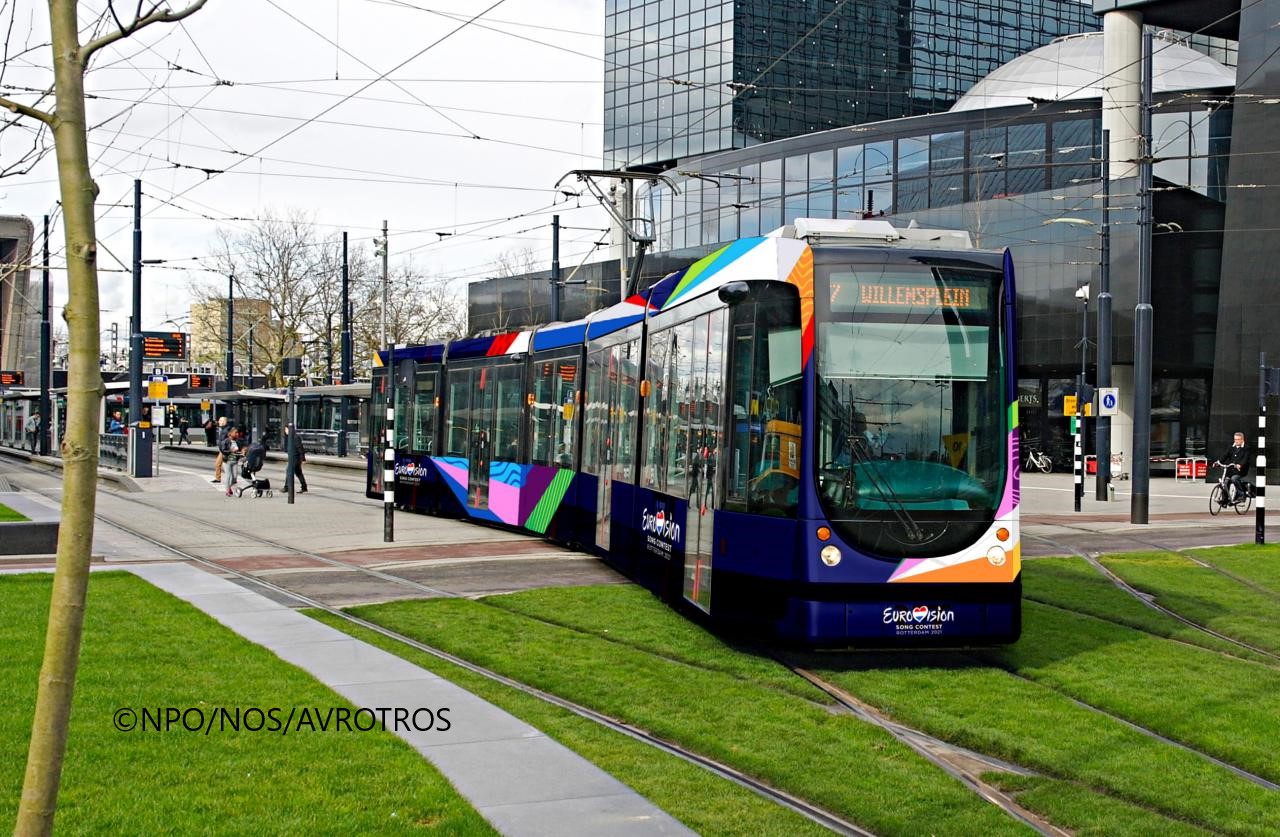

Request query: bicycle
[
  {"left": 1209, "top": 463, "right": 1252, "bottom": 516},
  {"left": 1024, "top": 447, "right": 1052, "bottom": 473}
]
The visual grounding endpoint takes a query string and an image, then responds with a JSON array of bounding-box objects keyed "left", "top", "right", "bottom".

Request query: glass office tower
[{"left": 604, "top": 0, "right": 1101, "bottom": 168}]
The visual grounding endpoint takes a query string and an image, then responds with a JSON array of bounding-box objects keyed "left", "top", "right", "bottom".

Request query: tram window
[
  {"left": 445, "top": 368, "right": 473, "bottom": 456},
  {"left": 612, "top": 340, "right": 640, "bottom": 483},
  {"left": 581, "top": 348, "right": 610, "bottom": 476},
  {"left": 531, "top": 355, "right": 579, "bottom": 466},
  {"left": 664, "top": 319, "right": 695, "bottom": 498},
  {"left": 492, "top": 364, "right": 524, "bottom": 462},
  {"left": 726, "top": 286, "right": 802, "bottom": 516},
  {"left": 642, "top": 328, "right": 670, "bottom": 489},
  {"left": 412, "top": 369, "right": 437, "bottom": 454}
]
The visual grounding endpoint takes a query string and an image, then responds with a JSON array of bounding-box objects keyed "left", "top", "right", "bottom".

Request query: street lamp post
[
  {"left": 225, "top": 273, "right": 235, "bottom": 389},
  {"left": 1096, "top": 130, "right": 1113, "bottom": 501}
]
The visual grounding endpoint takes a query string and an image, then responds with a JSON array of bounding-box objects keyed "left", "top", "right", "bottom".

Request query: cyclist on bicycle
[{"left": 1214, "top": 431, "right": 1251, "bottom": 505}]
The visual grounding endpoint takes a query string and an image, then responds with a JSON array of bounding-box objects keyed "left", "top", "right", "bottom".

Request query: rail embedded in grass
[
  {"left": 344, "top": 597, "right": 1034, "bottom": 836},
  {"left": 0, "top": 572, "right": 493, "bottom": 834},
  {"left": 305, "top": 609, "right": 836, "bottom": 837},
  {"left": 808, "top": 647, "right": 1278, "bottom": 836},
  {"left": 1025, "top": 557, "right": 1278, "bottom": 665},
  {"left": 1098, "top": 548, "right": 1280, "bottom": 656}
]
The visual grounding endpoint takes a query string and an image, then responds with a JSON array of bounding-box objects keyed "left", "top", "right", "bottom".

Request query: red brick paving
[
  {"left": 326, "top": 540, "right": 568, "bottom": 566},
  {"left": 213, "top": 554, "right": 325, "bottom": 571},
  {"left": 1026, "top": 512, "right": 1228, "bottom": 525}
]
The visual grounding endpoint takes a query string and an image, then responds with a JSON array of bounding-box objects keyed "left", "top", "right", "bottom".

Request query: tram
[{"left": 369, "top": 218, "right": 1020, "bottom": 645}]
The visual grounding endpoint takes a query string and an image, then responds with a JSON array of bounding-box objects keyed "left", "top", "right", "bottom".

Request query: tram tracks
[
  {"left": 1027, "top": 530, "right": 1280, "bottom": 665},
  {"left": 0, "top": 461, "right": 872, "bottom": 836}
]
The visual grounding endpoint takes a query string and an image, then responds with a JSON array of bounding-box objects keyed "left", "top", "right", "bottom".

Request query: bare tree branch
[
  {"left": 0, "top": 94, "right": 54, "bottom": 125},
  {"left": 80, "top": 0, "right": 207, "bottom": 64}
]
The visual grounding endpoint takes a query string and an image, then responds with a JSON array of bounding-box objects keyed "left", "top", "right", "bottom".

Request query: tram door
[
  {"left": 469, "top": 367, "right": 494, "bottom": 509},
  {"left": 680, "top": 310, "right": 724, "bottom": 614},
  {"left": 584, "top": 346, "right": 615, "bottom": 549}
]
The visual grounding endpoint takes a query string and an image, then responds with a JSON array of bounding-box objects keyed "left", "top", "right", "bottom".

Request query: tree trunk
[{"left": 15, "top": 3, "right": 103, "bottom": 834}]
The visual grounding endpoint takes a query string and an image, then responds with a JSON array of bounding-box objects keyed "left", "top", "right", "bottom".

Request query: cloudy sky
[{"left": 1, "top": 0, "right": 607, "bottom": 342}]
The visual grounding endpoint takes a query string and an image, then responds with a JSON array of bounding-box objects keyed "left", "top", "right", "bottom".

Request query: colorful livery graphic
[{"left": 369, "top": 219, "right": 1020, "bottom": 645}]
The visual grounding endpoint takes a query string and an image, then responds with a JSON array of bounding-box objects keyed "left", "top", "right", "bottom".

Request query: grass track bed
[
  {"left": 1189, "top": 544, "right": 1280, "bottom": 596},
  {"left": 484, "top": 582, "right": 1274, "bottom": 829},
  {"left": 1, "top": 572, "right": 493, "bottom": 835},
  {"left": 1098, "top": 548, "right": 1280, "bottom": 655},
  {"left": 306, "top": 610, "right": 832, "bottom": 837},
  {"left": 983, "top": 774, "right": 1213, "bottom": 837},
  {"left": 343, "top": 595, "right": 1032, "bottom": 836},
  {"left": 1025, "top": 557, "right": 1277, "bottom": 664}
]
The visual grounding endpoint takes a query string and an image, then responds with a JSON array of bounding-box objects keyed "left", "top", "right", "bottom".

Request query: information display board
[
  {"left": 0, "top": 370, "right": 24, "bottom": 386},
  {"left": 141, "top": 331, "right": 187, "bottom": 360}
]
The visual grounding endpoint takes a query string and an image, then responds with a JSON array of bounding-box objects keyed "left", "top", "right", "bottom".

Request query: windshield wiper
[{"left": 849, "top": 439, "right": 926, "bottom": 543}]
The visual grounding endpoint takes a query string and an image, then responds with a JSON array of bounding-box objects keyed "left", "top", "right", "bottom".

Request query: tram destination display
[
  {"left": 141, "top": 331, "right": 188, "bottom": 361},
  {"left": 830, "top": 272, "right": 990, "bottom": 313},
  {"left": 0, "top": 370, "right": 24, "bottom": 386}
]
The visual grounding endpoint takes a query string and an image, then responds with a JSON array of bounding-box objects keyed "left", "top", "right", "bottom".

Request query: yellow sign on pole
[
  {"left": 1063, "top": 394, "right": 1078, "bottom": 416},
  {"left": 942, "top": 432, "right": 970, "bottom": 469},
  {"left": 200, "top": 400, "right": 211, "bottom": 410},
  {"left": 148, "top": 381, "right": 169, "bottom": 400}
]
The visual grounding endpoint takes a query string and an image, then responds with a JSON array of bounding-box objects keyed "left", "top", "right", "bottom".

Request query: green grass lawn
[
  {"left": 0, "top": 502, "right": 29, "bottom": 522},
  {"left": 340, "top": 594, "right": 1032, "bottom": 836},
  {"left": 1, "top": 572, "right": 494, "bottom": 835}
]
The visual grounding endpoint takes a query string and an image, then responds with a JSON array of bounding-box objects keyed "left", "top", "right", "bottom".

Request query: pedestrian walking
[
  {"left": 212, "top": 416, "right": 230, "bottom": 482},
  {"left": 284, "top": 425, "right": 308, "bottom": 494},
  {"left": 203, "top": 417, "right": 216, "bottom": 447},
  {"left": 220, "top": 427, "right": 243, "bottom": 496},
  {"left": 25, "top": 412, "right": 41, "bottom": 453},
  {"left": 178, "top": 416, "right": 190, "bottom": 445}
]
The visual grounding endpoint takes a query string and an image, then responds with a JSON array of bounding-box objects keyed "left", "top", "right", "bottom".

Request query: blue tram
[{"left": 369, "top": 219, "right": 1021, "bottom": 645}]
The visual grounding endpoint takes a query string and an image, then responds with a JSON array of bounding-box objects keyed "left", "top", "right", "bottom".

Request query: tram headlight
[
  {"left": 986, "top": 545, "right": 1007, "bottom": 567},
  {"left": 820, "top": 545, "right": 842, "bottom": 567}
]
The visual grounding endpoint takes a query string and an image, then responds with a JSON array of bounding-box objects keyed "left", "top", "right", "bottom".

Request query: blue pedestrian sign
[{"left": 1098, "top": 387, "right": 1119, "bottom": 416}]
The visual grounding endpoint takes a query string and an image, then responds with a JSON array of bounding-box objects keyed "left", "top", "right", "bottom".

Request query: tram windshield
[{"left": 814, "top": 256, "right": 1006, "bottom": 559}]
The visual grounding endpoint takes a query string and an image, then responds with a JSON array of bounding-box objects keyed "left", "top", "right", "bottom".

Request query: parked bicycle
[
  {"left": 1024, "top": 447, "right": 1053, "bottom": 473},
  {"left": 1209, "top": 463, "right": 1252, "bottom": 516}
]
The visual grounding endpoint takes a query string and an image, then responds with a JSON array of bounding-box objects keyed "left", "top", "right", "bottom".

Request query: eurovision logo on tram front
[{"left": 882, "top": 604, "right": 957, "bottom": 635}]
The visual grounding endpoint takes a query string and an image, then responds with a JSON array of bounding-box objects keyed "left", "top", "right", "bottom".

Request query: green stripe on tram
[{"left": 525, "top": 469, "right": 575, "bottom": 534}]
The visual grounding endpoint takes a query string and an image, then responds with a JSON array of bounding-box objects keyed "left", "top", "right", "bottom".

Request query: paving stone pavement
[{"left": 124, "top": 562, "right": 695, "bottom": 837}]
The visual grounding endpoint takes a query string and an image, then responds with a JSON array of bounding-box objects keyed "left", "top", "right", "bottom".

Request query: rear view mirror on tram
[{"left": 717, "top": 281, "right": 752, "bottom": 305}]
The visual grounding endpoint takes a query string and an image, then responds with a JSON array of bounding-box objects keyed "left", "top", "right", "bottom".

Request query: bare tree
[
  {"left": 349, "top": 257, "right": 466, "bottom": 366},
  {"left": 0, "top": 2, "right": 207, "bottom": 834},
  {"left": 194, "top": 209, "right": 323, "bottom": 386}
]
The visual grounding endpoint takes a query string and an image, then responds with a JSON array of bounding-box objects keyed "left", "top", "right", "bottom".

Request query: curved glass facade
[{"left": 604, "top": 0, "right": 1101, "bottom": 168}]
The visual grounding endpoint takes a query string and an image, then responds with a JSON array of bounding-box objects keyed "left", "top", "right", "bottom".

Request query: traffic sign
[
  {"left": 1098, "top": 387, "right": 1119, "bottom": 416},
  {"left": 1063, "top": 394, "right": 1077, "bottom": 416}
]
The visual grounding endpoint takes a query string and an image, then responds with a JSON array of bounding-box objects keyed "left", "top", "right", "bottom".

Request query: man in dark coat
[{"left": 1216, "top": 431, "right": 1251, "bottom": 503}]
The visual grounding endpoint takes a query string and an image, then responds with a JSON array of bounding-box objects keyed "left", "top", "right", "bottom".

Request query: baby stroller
[{"left": 236, "top": 441, "right": 273, "bottom": 498}]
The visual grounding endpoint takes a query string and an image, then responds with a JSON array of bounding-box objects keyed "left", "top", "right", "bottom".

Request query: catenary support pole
[
  {"left": 1130, "top": 29, "right": 1154, "bottom": 524},
  {"left": 338, "top": 231, "right": 352, "bottom": 457},
  {"left": 1096, "top": 131, "right": 1112, "bottom": 500},
  {"left": 39, "top": 215, "right": 51, "bottom": 456},
  {"left": 287, "top": 381, "right": 297, "bottom": 505},
  {"left": 225, "top": 273, "right": 235, "bottom": 388},
  {"left": 551, "top": 214, "right": 561, "bottom": 322}
]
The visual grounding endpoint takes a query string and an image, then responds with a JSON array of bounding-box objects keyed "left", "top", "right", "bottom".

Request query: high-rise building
[
  {"left": 0, "top": 215, "right": 36, "bottom": 376},
  {"left": 604, "top": 0, "right": 1105, "bottom": 168}
]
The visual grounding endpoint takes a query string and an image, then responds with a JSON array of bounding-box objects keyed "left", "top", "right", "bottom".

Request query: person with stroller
[
  {"left": 237, "top": 438, "right": 271, "bottom": 497},
  {"left": 284, "top": 425, "right": 308, "bottom": 494}
]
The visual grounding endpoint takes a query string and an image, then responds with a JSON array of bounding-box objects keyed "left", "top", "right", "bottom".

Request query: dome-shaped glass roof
[{"left": 950, "top": 31, "right": 1235, "bottom": 112}]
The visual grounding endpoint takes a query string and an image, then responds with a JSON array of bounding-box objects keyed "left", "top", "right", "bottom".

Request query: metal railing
[
  {"left": 99, "top": 433, "right": 127, "bottom": 471},
  {"left": 295, "top": 429, "right": 363, "bottom": 457}
]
